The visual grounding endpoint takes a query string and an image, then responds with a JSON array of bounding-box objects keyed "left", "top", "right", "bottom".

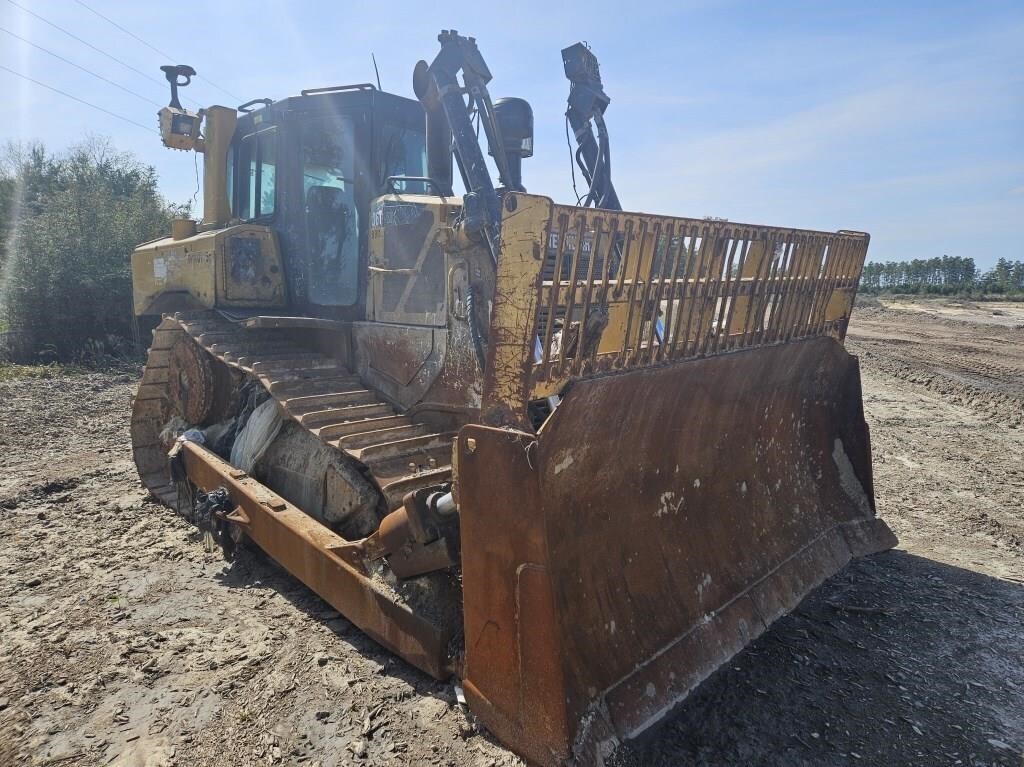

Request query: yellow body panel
[
  {"left": 368, "top": 193, "right": 462, "bottom": 326},
  {"left": 131, "top": 224, "right": 285, "bottom": 316},
  {"left": 479, "top": 194, "right": 554, "bottom": 421}
]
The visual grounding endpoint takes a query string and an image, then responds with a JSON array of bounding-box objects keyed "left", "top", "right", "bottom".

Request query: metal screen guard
[{"left": 481, "top": 193, "right": 869, "bottom": 425}]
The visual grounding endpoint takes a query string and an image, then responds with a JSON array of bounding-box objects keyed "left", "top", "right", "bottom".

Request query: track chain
[{"left": 131, "top": 311, "right": 455, "bottom": 514}]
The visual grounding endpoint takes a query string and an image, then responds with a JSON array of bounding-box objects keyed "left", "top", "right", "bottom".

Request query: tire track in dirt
[{"left": 848, "top": 303, "right": 1024, "bottom": 428}]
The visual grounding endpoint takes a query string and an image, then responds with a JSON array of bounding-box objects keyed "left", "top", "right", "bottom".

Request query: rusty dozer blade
[
  {"left": 458, "top": 339, "right": 894, "bottom": 765},
  {"left": 454, "top": 194, "right": 896, "bottom": 766}
]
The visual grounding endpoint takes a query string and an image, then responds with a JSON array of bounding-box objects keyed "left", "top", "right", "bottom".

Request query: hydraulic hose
[{"left": 466, "top": 285, "right": 488, "bottom": 373}]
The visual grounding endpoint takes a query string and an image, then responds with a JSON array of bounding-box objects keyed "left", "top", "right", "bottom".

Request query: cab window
[
  {"left": 232, "top": 127, "right": 277, "bottom": 220},
  {"left": 378, "top": 123, "right": 427, "bottom": 193}
]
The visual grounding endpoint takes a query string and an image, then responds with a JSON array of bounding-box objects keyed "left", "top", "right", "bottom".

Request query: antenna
[{"left": 371, "top": 53, "right": 382, "bottom": 90}]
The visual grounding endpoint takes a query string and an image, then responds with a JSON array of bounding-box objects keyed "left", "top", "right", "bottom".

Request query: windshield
[{"left": 378, "top": 122, "right": 428, "bottom": 194}]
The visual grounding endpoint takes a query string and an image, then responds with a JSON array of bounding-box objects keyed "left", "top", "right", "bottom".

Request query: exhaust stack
[{"left": 413, "top": 59, "right": 454, "bottom": 196}]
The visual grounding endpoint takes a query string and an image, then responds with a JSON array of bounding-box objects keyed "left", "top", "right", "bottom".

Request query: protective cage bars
[{"left": 527, "top": 203, "right": 870, "bottom": 400}]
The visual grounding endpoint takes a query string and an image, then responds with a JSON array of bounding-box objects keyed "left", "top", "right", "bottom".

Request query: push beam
[{"left": 179, "top": 440, "right": 452, "bottom": 679}]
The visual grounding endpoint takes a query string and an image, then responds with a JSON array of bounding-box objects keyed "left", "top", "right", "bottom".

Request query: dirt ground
[
  {"left": 1, "top": 299, "right": 1021, "bottom": 767},
  {"left": 877, "top": 297, "right": 1024, "bottom": 330}
]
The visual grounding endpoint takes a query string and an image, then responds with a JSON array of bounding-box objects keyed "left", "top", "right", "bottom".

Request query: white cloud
[{"left": 620, "top": 74, "right": 996, "bottom": 205}]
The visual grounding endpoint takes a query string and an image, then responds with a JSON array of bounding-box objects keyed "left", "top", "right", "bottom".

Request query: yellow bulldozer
[{"left": 130, "top": 31, "right": 895, "bottom": 766}]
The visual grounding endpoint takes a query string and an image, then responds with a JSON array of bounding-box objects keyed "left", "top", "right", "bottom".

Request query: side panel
[
  {"left": 356, "top": 193, "right": 484, "bottom": 422},
  {"left": 351, "top": 322, "right": 444, "bottom": 409},
  {"left": 368, "top": 194, "right": 453, "bottom": 326},
  {"left": 218, "top": 227, "right": 286, "bottom": 304},
  {"left": 131, "top": 224, "right": 286, "bottom": 315},
  {"left": 132, "top": 234, "right": 217, "bottom": 315}
]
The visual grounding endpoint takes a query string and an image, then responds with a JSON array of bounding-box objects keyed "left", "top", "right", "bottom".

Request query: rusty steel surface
[
  {"left": 178, "top": 440, "right": 453, "bottom": 679},
  {"left": 459, "top": 336, "right": 896, "bottom": 766},
  {"left": 166, "top": 337, "right": 217, "bottom": 424},
  {"left": 130, "top": 314, "right": 463, "bottom": 679},
  {"left": 483, "top": 193, "right": 869, "bottom": 426}
]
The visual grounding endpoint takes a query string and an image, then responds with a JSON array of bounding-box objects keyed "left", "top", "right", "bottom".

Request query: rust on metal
[
  {"left": 132, "top": 186, "right": 892, "bottom": 767},
  {"left": 166, "top": 337, "right": 216, "bottom": 424},
  {"left": 178, "top": 439, "right": 453, "bottom": 678},
  {"left": 483, "top": 194, "right": 870, "bottom": 427},
  {"left": 479, "top": 194, "right": 552, "bottom": 424},
  {"left": 131, "top": 312, "right": 456, "bottom": 514},
  {"left": 460, "top": 335, "right": 895, "bottom": 766}
]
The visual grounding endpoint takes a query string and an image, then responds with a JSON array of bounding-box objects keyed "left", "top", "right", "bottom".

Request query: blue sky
[{"left": 3, "top": 0, "right": 1022, "bottom": 267}]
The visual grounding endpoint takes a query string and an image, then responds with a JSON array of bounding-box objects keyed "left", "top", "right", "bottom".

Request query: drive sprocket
[{"left": 167, "top": 337, "right": 216, "bottom": 424}]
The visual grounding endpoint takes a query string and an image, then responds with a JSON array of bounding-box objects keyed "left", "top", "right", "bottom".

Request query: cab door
[{"left": 299, "top": 114, "right": 361, "bottom": 308}]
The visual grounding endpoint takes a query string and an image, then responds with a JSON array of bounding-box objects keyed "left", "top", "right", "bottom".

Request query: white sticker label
[{"left": 153, "top": 257, "right": 167, "bottom": 283}]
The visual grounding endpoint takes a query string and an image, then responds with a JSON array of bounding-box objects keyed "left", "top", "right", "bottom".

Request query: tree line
[
  {"left": 1, "top": 139, "right": 185, "bottom": 361},
  {"left": 859, "top": 256, "right": 1024, "bottom": 296}
]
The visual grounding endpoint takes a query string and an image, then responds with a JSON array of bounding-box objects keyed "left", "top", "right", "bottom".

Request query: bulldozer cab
[{"left": 224, "top": 86, "right": 431, "bottom": 319}]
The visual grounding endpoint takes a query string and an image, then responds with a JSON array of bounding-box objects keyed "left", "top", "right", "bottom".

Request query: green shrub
[{"left": 0, "top": 139, "right": 186, "bottom": 361}]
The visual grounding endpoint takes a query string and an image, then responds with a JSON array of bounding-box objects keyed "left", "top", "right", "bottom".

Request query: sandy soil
[
  {"left": 1, "top": 300, "right": 1022, "bottom": 767},
  {"left": 879, "top": 297, "right": 1024, "bottom": 329}
]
